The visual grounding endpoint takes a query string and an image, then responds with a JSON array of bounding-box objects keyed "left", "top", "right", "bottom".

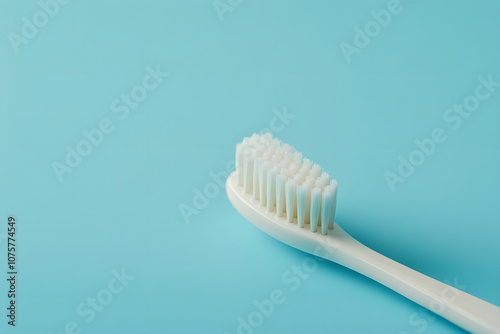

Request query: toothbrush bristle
[{"left": 235, "top": 133, "right": 338, "bottom": 235}]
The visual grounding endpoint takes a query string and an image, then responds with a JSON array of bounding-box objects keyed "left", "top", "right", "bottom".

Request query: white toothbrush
[{"left": 226, "top": 133, "right": 500, "bottom": 334}]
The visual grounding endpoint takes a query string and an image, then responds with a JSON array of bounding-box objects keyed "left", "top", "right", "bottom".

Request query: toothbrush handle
[{"left": 330, "top": 240, "right": 500, "bottom": 334}]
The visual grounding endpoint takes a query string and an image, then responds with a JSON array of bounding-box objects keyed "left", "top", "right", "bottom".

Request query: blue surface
[{"left": 1, "top": 1, "right": 499, "bottom": 333}]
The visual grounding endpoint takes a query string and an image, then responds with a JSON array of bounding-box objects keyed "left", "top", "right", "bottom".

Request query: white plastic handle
[
  {"left": 226, "top": 172, "right": 500, "bottom": 334},
  {"left": 324, "top": 236, "right": 500, "bottom": 334}
]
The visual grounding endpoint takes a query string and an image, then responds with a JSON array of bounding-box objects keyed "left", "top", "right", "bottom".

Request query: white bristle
[
  {"left": 288, "top": 163, "right": 300, "bottom": 178},
  {"left": 292, "top": 151, "right": 302, "bottom": 164},
  {"left": 260, "top": 133, "right": 272, "bottom": 143},
  {"left": 329, "top": 180, "right": 338, "bottom": 229},
  {"left": 305, "top": 175, "right": 315, "bottom": 184},
  {"left": 267, "top": 144, "right": 279, "bottom": 157},
  {"left": 272, "top": 147, "right": 284, "bottom": 164},
  {"left": 298, "top": 161, "right": 308, "bottom": 171},
  {"left": 235, "top": 143, "right": 247, "bottom": 186},
  {"left": 310, "top": 188, "right": 321, "bottom": 233},
  {"left": 249, "top": 133, "right": 259, "bottom": 146},
  {"left": 303, "top": 180, "right": 312, "bottom": 224},
  {"left": 279, "top": 152, "right": 292, "bottom": 169},
  {"left": 243, "top": 150, "right": 255, "bottom": 193},
  {"left": 235, "top": 133, "right": 338, "bottom": 235},
  {"left": 321, "top": 188, "right": 333, "bottom": 235},
  {"left": 316, "top": 172, "right": 330, "bottom": 189},
  {"left": 296, "top": 185, "right": 306, "bottom": 228},
  {"left": 302, "top": 159, "right": 311, "bottom": 169},
  {"left": 259, "top": 161, "right": 270, "bottom": 206},
  {"left": 282, "top": 144, "right": 292, "bottom": 152},
  {"left": 293, "top": 187, "right": 298, "bottom": 218},
  {"left": 289, "top": 160, "right": 301, "bottom": 170},
  {"left": 253, "top": 158, "right": 261, "bottom": 199},
  {"left": 295, "top": 165, "right": 309, "bottom": 184},
  {"left": 276, "top": 174, "right": 286, "bottom": 217},
  {"left": 266, "top": 168, "right": 277, "bottom": 211},
  {"left": 285, "top": 179, "right": 296, "bottom": 223},
  {"left": 255, "top": 144, "right": 266, "bottom": 158},
  {"left": 262, "top": 151, "right": 273, "bottom": 161},
  {"left": 310, "top": 164, "right": 321, "bottom": 178},
  {"left": 261, "top": 139, "right": 274, "bottom": 156},
  {"left": 279, "top": 168, "right": 290, "bottom": 179},
  {"left": 298, "top": 169, "right": 309, "bottom": 184}
]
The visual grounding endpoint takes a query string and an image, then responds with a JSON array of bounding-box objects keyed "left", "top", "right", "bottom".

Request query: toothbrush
[{"left": 226, "top": 133, "right": 500, "bottom": 334}]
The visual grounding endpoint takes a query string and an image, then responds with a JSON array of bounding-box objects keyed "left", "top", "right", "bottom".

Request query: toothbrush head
[{"left": 230, "top": 133, "right": 338, "bottom": 236}]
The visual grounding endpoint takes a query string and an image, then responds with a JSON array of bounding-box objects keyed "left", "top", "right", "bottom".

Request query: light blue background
[{"left": 1, "top": 0, "right": 499, "bottom": 333}]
